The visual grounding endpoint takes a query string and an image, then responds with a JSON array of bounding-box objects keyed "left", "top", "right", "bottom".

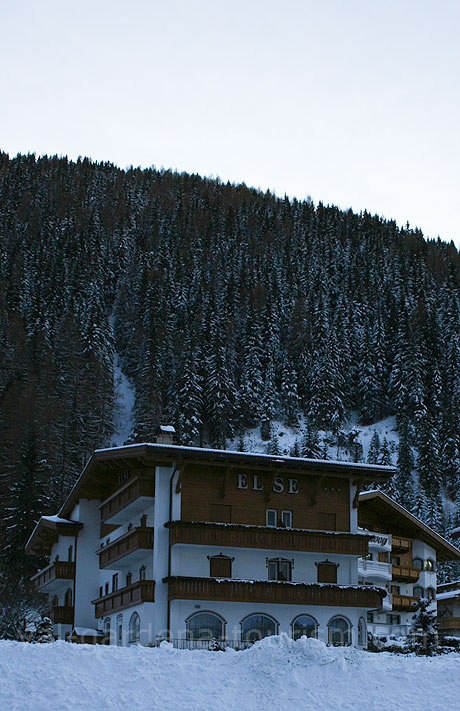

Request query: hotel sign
[{"left": 236, "top": 473, "right": 299, "bottom": 494}]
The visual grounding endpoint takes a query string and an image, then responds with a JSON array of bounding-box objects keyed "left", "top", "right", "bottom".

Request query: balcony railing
[
  {"left": 98, "top": 527, "right": 154, "bottom": 569},
  {"left": 391, "top": 537, "right": 411, "bottom": 552},
  {"left": 392, "top": 594, "right": 420, "bottom": 612},
  {"left": 166, "top": 521, "right": 370, "bottom": 556},
  {"left": 358, "top": 559, "right": 392, "bottom": 580},
  {"left": 100, "top": 476, "right": 155, "bottom": 524},
  {"left": 49, "top": 606, "right": 74, "bottom": 625},
  {"left": 165, "top": 576, "right": 385, "bottom": 608},
  {"left": 437, "top": 617, "right": 460, "bottom": 633},
  {"left": 92, "top": 580, "right": 155, "bottom": 617},
  {"left": 31, "top": 561, "right": 76, "bottom": 591},
  {"left": 392, "top": 565, "right": 419, "bottom": 583}
]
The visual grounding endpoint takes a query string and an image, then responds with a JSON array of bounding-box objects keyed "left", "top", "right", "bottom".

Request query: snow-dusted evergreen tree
[
  {"left": 367, "top": 431, "right": 380, "bottom": 464},
  {"left": 409, "top": 599, "right": 438, "bottom": 656}
]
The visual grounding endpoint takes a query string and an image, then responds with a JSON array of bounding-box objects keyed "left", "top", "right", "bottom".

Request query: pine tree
[
  {"left": 409, "top": 599, "right": 438, "bottom": 656},
  {"left": 367, "top": 431, "right": 380, "bottom": 464}
]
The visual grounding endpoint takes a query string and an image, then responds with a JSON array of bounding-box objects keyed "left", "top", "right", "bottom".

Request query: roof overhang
[
  {"left": 25, "top": 516, "right": 83, "bottom": 556},
  {"left": 59, "top": 443, "right": 396, "bottom": 519},
  {"left": 358, "top": 490, "right": 460, "bottom": 562}
]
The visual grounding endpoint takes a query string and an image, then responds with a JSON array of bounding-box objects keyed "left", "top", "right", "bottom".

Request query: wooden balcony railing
[
  {"left": 98, "top": 527, "right": 154, "bottom": 569},
  {"left": 166, "top": 521, "right": 369, "bottom": 556},
  {"left": 92, "top": 580, "right": 155, "bottom": 617},
  {"left": 392, "top": 594, "right": 420, "bottom": 611},
  {"left": 100, "top": 476, "right": 155, "bottom": 523},
  {"left": 391, "top": 536, "right": 411, "bottom": 552},
  {"left": 31, "top": 561, "right": 76, "bottom": 591},
  {"left": 165, "top": 576, "right": 385, "bottom": 608},
  {"left": 437, "top": 617, "right": 460, "bottom": 632},
  {"left": 50, "top": 606, "right": 74, "bottom": 625},
  {"left": 392, "top": 565, "right": 419, "bottom": 583}
]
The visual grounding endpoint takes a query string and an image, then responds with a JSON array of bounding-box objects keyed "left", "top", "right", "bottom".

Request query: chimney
[{"left": 156, "top": 424, "right": 176, "bottom": 445}]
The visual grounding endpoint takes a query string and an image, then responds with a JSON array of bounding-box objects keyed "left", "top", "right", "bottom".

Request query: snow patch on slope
[{"left": 109, "top": 313, "right": 135, "bottom": 446}]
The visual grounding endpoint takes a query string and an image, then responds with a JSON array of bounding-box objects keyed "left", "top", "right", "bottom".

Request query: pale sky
[{"left": 1, "top": 0, "right": 459, "bottom": 244}]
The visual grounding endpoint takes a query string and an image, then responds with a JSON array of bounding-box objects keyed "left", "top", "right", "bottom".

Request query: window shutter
[
  {"left": 318, "top": 512, "right": 337, "bottom": 531},
  {"left": 210, "top": 556, "right": 232, "bottom": 577},
  {"left": 317, "top": 562, "right": 337, "bottom": 583}
]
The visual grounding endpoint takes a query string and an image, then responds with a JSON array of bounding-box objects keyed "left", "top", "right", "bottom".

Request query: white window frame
[
  {"left": 281, "top": 510, "right": 293, "bottom": 528},
  {"left": 266, "top": 509, "right": 277, "bottom": 527}
]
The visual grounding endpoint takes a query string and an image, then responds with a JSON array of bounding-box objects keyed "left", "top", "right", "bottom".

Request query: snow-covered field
[{"left": 1, "top": 635, "right": 460, "bottom": 711}]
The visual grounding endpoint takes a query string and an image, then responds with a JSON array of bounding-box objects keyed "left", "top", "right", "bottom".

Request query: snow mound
[{"left": 1, "top": 636, "right": 460, "bottom": 711}]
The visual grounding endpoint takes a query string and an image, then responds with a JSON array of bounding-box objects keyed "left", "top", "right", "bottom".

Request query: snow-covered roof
[
  {"left": 160, "top": 425, "right": 176, "bottom": 433},
  {"left": 72, "top": 627, "right": 103, "bottom": 637}
]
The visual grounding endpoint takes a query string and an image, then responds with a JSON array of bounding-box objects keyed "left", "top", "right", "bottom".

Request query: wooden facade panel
[{"left": 180, "top": 465, "right": 350, "bottom": 532}]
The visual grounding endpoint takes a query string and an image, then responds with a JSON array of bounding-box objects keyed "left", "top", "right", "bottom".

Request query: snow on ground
[
  {"left": 109, "top": 314, "right": 136, "bottom": 447},
  {"left": 1, "top": 635, "right": 460, "bottom": 711}
]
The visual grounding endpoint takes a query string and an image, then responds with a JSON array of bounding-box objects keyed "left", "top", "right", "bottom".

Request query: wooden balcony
[
  {"left": 50, "top": 606, "right": 74, "bottom": 625},
  {"left": 392, "top": 594, "right": 420, "bottom": 612},
  {"left": 165, "top": 576, "right": 385, "bottom": 608},
  {"left": 392, "top": 565, "right": 420, "bottom": 583},
  {"left": 92, "top": 580, "right": 155, "bottom": 617},
  {"left": 166, "top": 521, "right": 370, "bottom": 556},
  {"left": 31, "top": 561, "right": 75, "bottom": 591},
  {"left": 391, "top": 536, "right": 411, "bottom": 552},
  {"left": 437, "top": 617, "right": 460, "bottom": 633},
  {"left": 98, "top": 526, "right": 154, "bottom": 569},
  {"left": 100, "top": 475, "right": 155, "bottom": 524}
]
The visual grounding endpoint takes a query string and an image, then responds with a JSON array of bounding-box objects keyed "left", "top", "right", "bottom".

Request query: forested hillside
[{"left": 2, "top": 151, "right": 460, "bottom": 580}]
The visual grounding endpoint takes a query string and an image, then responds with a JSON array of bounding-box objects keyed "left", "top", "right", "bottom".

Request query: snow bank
[{"left": 1, "top": 635, "right": 460, "bottom": 711}]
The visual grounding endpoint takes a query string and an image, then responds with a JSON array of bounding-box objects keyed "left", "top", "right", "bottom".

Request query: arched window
[
  {"left": 129, "top": 612, "right": 140, "bottom": 644},
  {"left": 103, "top": 617, "right": 111, "bottom": 645},
  {"left": 413, "top": 586, "right": 424, "bottom": 599},
  {"left": 267, "top": 558, "right": 292, "bottom": 581},
  {"left": 426, "top": 587, "right": 436, "bottom": 600},
  {"left": 292, "top": 615, "right": 317, "bottom": 640},
  {"left": 64, "top": 588, "right": 72, "bottom": 607},
  {"left": 358, "top": 617, "right": 366, "bottom": 646},
  {"left": 328, "top": 616, "right": 351, "bottom": 646},
  {"left": 424, "top": 559, "right": 436, "bottom": 572},
  {"left": 413, "top": 558, "right": 423, "bottom": 570},
  {"left": 241, "top": 614, "right": 278, "bottom": 643},
  {"left": 186, "top": 612, "right": 225, "bottom": 640},
  {"left": 117, "top": 614, "right": 123, "bottom": 646}
]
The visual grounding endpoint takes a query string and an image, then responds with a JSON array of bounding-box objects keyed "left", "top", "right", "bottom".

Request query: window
[
  {"left": 112, "top": 574, "right": 118, "bottom": 593},
  {"left": 126, "top": 572, "right": 132, "bottom": 587},
  {"left": 367, "top": 612, "right": 374, "bottom": 623},
  {"left": 64, "top": 588, "right": 72, "bottom": 607},
  {"left": 425, "top": 559, "right": 435, "bottom": 572},
  {"left": 386, "top": 614, "right": 400, "bottom": 625},
  {"left": 99, "top": 586, "right": 103, "bottom": 598},
  {"left": 413, "top": 558, "right": 423, "bottom": 570},
  {"left": 426, "top": 587, "right": 436, "bottom": 600},
  {"left": 241, "top": 614, "right": 278, "bottom": 643},
  {"left": 328, "top": 617, "right": 351, "bottom": 646},
  {"left": 129, "top": 612, "right": 140, "bottom": 644},
  {"left": 391, "top": 555, "right": 400, "bottom": 566},
  {"left": 292, "top": 615, "right": 317, "bottom": 640},
  {"left": 414, "top": 586, "right": 423, "bottom": 599},
  {"left": 358, "top": 617, "right": 366, "bottom": 646},
  {"left": 139, "top": 566, "right": 146, "bottom": 581},
  {"left": 117, "top": 615, "right": 123, "bottom": 646},
  {"left": 211, "top": 503, "right": 232, "bottom": 523},
  {"left": 103, "top": 617, "right": 111, "bottom": 645},
  {"left": 268, "top": 558, "right": 292, "bottom": 581},
  {"left": 318, "top": 512, "right": 336, "bottom": 531},
  {"left": 390, "top": 585, "right": 400, "bottom": 595},
  {"left": 266, "top": 509, "right": 277, "bottom": 527},
  {"left": 317, "top": 561, "right": 338, "bottom": 584},
  {"left": 209, "top": 554, "right": 232, "bottom": 578},
  {"left": 104, "top": 582, "right": 109, "bottom": 596},
  {"left": 68, "top": 546, "right": 73, "bottom": 562},
  {"left": 281, "top": 510, "right": 293, "bottom": 528},
  {"left": 186, "top": 612, "right": 225, "bottom": 640}
]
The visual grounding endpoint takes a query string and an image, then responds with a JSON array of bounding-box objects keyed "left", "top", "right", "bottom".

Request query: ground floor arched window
[
  {"left": 117, "top": 614, "right": 123, "bottom": 646},
  {"left": 186, "top": 611, "right": 225, "bottom": 640},
  {"left": 328, "top": 616, "right": 351, "bottom": 646},
  {"left": 103, "top": 617, "right": 111, "bottom": 645},
  {"left": 292, "top": 615, "right": 318, "bottom": 640},
  {"left": 241, "top": 614, "right": 278, "bottom": 643},
  {"left": 129, "top": 612, "right": 140, "bottom": 644},
  {"left": 358, "top": 617, "right": 366, "bottom": 645}
]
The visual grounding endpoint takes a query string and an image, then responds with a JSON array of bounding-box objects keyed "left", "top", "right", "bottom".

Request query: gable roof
[{"left": 358, "top": 490, "right": 460, "bottom": 562}]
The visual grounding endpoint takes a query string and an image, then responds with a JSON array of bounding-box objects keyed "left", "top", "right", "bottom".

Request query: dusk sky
[{"left": 2, "top": 0, "right": 459, "bottom": 244}]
